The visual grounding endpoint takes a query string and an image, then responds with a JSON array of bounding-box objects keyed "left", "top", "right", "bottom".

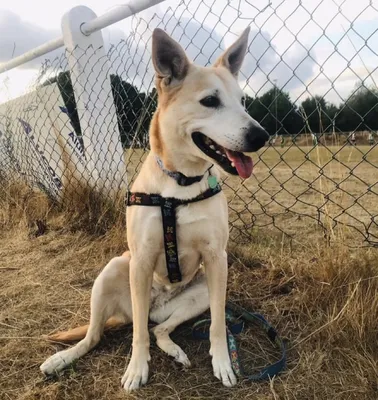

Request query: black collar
[{"left": 156, "top": 156, "right": 212, "bottom": 187}]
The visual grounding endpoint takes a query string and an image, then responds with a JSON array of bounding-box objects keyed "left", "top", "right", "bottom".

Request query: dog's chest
[
  {"left": 176, "top": 203, "right": 208, "bottom": 225},
  {"left": 157, "top": 202, "right": 227, "bottom": 283},
  {"left": 127, "top": 193, "right": 228, "bottom": 285}
]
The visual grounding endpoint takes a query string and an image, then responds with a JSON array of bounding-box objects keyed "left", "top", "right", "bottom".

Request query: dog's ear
[
  {"left": 214, "top": 27, "right": 250, "bottom": 77},
  {"left": 152, "top": 28, "right": 190, "bottom": 84}
]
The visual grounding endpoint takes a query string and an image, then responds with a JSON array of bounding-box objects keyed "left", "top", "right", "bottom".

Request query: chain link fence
[{"left": 0, "top": 0, "right": 378, "bottom": 245}]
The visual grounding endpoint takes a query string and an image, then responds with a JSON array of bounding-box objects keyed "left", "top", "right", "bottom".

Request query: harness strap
[
  {"left": 126, "top": 184, "right": 222, "bottom": 283},
  {"left": 192, "top": 302, "right": 286, "bottom": 381},
  {"left": 161, "top": 198, "right": 181, "bottom": 282}
]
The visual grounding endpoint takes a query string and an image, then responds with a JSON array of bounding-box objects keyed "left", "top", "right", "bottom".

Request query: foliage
[
  {"left": 336, "top": 86, "right": 378, "bottom": 132},
  {"left": 301, "top": 95, "right": 330, "bottom": 133},
  {"left": 246, "top": 87, "right": 303, "bottom": 135},
  {"left": 44, "top": 72, "right": 378, "bottom": 143},
  {"left": 111, "top": 75, "right": 156, "bottom": 148},
  {"left": 43, "top": 72, "right": 157, "bottom": 148},
  {"left": 42, "top": 71, "right": 82, "bottom": 136}
]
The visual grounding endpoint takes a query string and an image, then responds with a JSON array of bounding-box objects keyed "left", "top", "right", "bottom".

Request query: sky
[{"left": 0, "top": 0, "right": 377, "bottom": 105}]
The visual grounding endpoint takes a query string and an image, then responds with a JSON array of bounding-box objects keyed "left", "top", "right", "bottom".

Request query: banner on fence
[{"left": 0, "top": 83, "right": 88, "bottom": 199}]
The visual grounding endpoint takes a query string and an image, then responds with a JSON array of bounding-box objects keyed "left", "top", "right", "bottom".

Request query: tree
[
  {"left": 43, "top": 73, "right": 378, "bottom": 147},
  {"left": 246, "top": 87, "right": 303, "bottom": 135},
  {"left": 337, "top": 85, "right": 378, "bottom": 132},
  {"left": 141, "top": 88, "right": 158, "bottom": 148},
  {"left": 43, "top": 71, "right": 82, "bottom": 137},
  {"left": 111, "top": 75, "right": 148, "bottom": 147},
  {"left": 325, "top": 103, "right": 338, "bottom": 133},
  {"left": 43, "top": 72, "right": 157, "bottom": 149},
  {"left": 300, "top": 95, "right": 337, "bottom": 134}
]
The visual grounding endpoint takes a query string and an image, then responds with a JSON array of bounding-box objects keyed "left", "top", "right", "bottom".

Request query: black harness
[{"left": 126, "top": 159, "right": 221, "bottom": 283}]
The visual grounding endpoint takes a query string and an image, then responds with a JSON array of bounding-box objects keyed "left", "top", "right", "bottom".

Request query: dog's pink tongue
[{"left": 225, "top": 149, "right": 253, "bottom": 179}]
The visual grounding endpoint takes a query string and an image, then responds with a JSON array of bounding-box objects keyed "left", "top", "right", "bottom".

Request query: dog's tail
[{"left": 44, "top": 317, "right": 126, "bottom": 343}]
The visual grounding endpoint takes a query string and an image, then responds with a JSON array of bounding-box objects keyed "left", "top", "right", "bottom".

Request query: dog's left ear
[
  {"left": 152, "top": 28, "right": 190, "bottom": 84},
  {"left": 214, "top": 26, "right": 250, "bottom": 77}
]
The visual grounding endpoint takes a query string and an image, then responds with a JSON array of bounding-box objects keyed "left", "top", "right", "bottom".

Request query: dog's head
[{"left": 150, "top": 27, "right": 269, "bottom": 179}]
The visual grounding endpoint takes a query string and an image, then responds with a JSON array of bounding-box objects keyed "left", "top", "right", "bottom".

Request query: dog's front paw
[
  {"left": 40, "top": 350, "right": 73, "bottom": 375},
  {"left": 173, "top": 346, "right": 191, "bottom": 367},
  {"left": 121, "top": 357, "right": 150, "bottom": 392},
  {"left": 211, "top": 350, "right": 237, "bottom": 387}
]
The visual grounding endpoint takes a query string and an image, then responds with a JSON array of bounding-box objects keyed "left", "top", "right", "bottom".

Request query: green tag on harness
[{"left": 208, "top": 175, "right": 218, "bottom": 189}]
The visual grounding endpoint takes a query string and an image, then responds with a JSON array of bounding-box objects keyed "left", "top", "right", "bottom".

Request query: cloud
[
  {"left": 2, "top": 0, "right": 378, "bottom": 106},
  {"left": 0, "top": 9, "right": 61, "bottom": 67},
  {"left": 107, "top": 13, "right": 227, "bottom": 93},
  {"left": 0, "top": 6, "right": 316, "bottom": 99},
  {"left": 106, "top": 10, "right": 316, "bottom": 96},
  {"left": 0, "top": 9, "right": 129, "bottom": 71},
  {"left": 231, "top": 29, "right": 316, "bottom": 97}
]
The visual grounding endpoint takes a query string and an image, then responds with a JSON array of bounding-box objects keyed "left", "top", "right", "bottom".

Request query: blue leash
[{"left": 192, "top": 302, "right": 286, "bottom": 381}]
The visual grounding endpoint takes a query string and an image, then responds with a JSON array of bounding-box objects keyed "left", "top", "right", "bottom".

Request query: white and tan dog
[{"left": 40, "top": 27, "right": 268, "bottom": 391}]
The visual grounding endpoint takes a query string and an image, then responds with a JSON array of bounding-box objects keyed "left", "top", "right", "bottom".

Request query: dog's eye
[
  {"left": 241, "top": 96, "right": 246, "bottom": 108},
  {"left": 200, "top": 96, "right": 220, "bottom": 108}
]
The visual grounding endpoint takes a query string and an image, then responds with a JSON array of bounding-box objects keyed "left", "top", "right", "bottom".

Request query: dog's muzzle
[
  {"left": 243, "top": 124, "right": 270, "bottom": 153},
  {"left": 192, "top": 125, "right": 269, "bottom": 179}
]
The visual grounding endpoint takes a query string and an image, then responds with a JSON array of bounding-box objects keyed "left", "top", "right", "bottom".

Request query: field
[
  {"left": 1, "top": 143, "right": 378, "bottom": 399},
  {"left": 226, "top": 144, "right": 378, "bottom": 243},
  {"left": 126, "top": 143, "right": 378, "bottom": 243}
]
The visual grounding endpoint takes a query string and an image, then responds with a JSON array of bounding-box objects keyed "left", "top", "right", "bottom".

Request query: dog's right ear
[
  {"left": 152, "top": 28, "right": 190, "bottom": 84},
  {"left": 213, "top": 27, "right": 250, "bottom": 77}
]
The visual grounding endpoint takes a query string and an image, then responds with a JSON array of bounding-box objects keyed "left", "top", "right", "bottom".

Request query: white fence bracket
[{"left": 62, "top": 5, "right": 125, "bottom": 194}]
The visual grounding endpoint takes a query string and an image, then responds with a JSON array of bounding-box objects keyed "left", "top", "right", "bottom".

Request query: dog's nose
[{"left": 244, "top": 124, "right": 269, "bottom": 152}]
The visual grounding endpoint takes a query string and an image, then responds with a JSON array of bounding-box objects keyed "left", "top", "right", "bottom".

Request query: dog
[{"left": 40, "top": 26, "right": 269, "bottom": 391}]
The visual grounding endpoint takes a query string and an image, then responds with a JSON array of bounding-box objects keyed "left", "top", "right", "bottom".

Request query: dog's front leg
[
  {"left": 204, "top": 250, "right": 237, "bottom": 387},
  {"left": 121, "top": 256, "right": 153, "bottom": 392}
]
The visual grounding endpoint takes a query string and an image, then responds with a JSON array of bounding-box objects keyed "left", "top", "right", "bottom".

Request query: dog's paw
[
  {"left": 211, "top": 352, "right": 237, "bottom": 387},
  {"left": 155, "top": 338, "right": 191, "bottom": 367},
  {"left": 173, "top": 346, "right": 191, "bottom": 367},
  {"left": 121, "top": 357, "right": 149, "bottom": 392},
  {"left": 40, "top": 351, "right": 73, "bottom": 375}
]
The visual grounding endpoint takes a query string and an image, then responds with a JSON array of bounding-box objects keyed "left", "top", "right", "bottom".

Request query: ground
[
  {"left": 1, "top": 143, "right": 378, "bottom": 399},
  {"left": 126, "top": 144, "right": 378, "bottom": 242}
]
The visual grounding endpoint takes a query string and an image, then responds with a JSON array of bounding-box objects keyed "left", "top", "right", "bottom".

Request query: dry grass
[
  {"left": 125, "top": 143, "right": 378, "bottom": 244},
  {"left": 241, "top": 143, "right": 378, "bottom": 241},
  {"left": 1, "top": 145, "right": 378, "bottom": 399}
]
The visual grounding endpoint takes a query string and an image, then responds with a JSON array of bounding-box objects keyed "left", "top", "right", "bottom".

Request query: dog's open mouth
[{"left": 192, "top": 132, "right": 253, "bottom": 179}]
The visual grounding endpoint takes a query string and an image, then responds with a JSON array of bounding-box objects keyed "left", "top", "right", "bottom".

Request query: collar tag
[{"left": 208, "top": 175, "right": 218, "bottom": 189}]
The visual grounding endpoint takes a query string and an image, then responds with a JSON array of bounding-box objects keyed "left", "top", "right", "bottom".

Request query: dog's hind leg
[
  {"left": 40, "top": 254, "right": 132, "bottom": 375},
  {"left": 150, "top": 276, "right": 209, "bottom": 367}
]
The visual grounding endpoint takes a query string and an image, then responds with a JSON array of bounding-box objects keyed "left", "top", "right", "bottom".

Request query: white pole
[
  {"left": 81, "top": 0, "right": 166, "bottom": 35},
  {"left": 0, "top": 38, "right": 64, "bottom": 73},
  {"left": 0, "top": 0, "right": 166, "bottom": 74}
]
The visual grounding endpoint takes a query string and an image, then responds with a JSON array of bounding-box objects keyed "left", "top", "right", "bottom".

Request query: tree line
[
  {"left": 45, "top": 71, "right": 378, "bottom": 148},
  {"left": 245, "top": 84, "right": 378, "bottom": 136}
]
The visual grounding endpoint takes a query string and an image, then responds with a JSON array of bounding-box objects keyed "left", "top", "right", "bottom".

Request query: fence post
[{"left": 61, "top": 6, "right": 126, "bottom": 194}]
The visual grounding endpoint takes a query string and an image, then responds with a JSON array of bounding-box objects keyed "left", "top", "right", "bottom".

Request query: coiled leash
[{"left": 192, "top": 302, "right": 286, "bottom": 381}]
